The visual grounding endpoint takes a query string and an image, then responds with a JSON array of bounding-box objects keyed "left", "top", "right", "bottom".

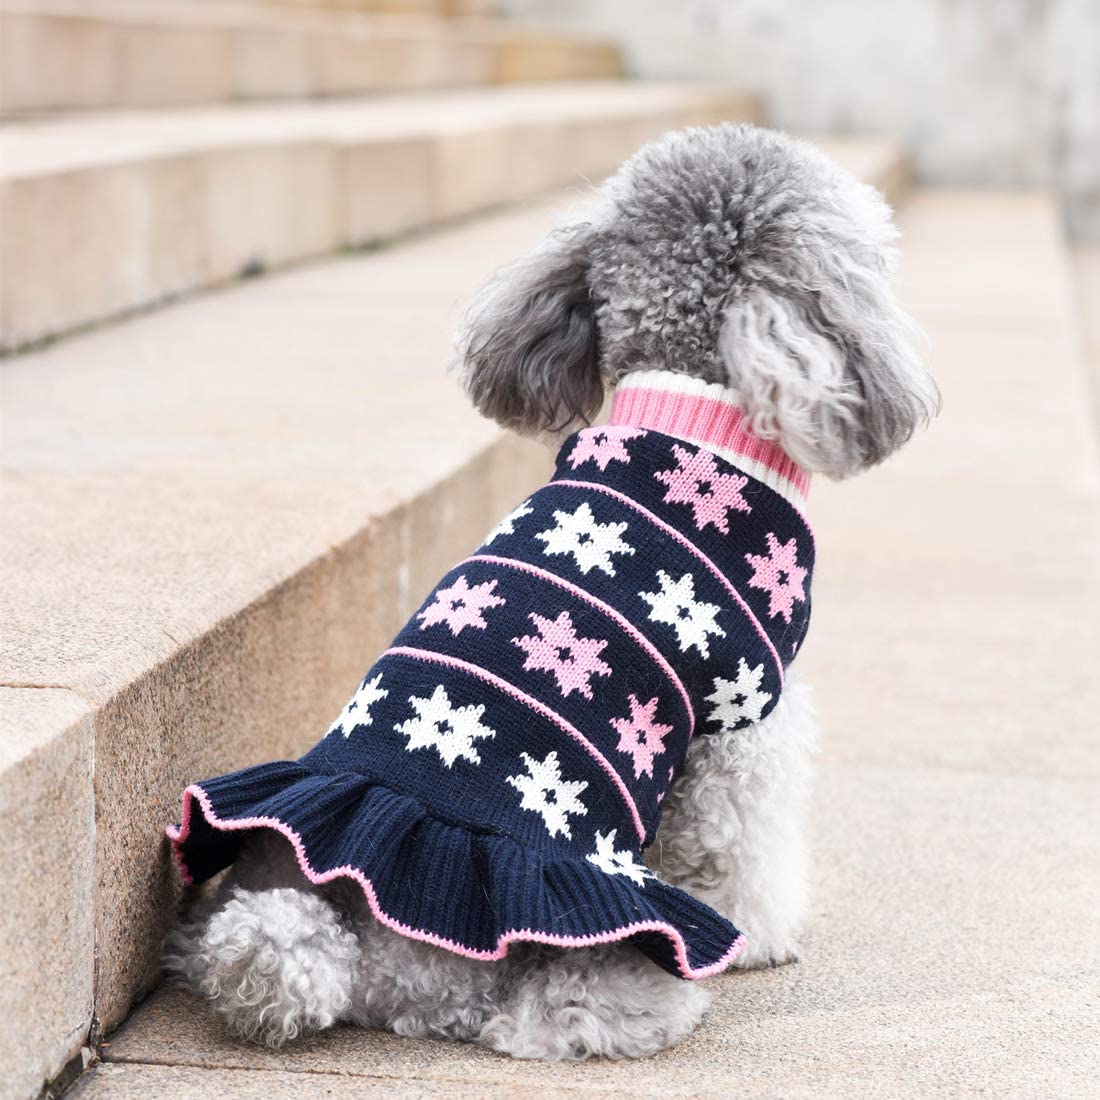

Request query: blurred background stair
[
  {"left": 0, "top": 81, "right": 753, "bottom": 352},
  {"left": 0, "top": 0, "right": 615, "bottom": 114}
]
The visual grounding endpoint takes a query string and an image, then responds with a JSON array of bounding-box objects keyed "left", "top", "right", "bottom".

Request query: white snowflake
[
  {"left": 705, "top": 659, "right": 773, "bottom": 731},
  {"left": 534, "top": 501, "right": 635, "bottom": 576},
  {"left": 586, "top": 829, "right": 654, "bottom": 887},
  {"left": 396, "top": 684, "right": 496, "bottom": 768},
  {"left": 506, "top": 750, "right": 589, "bottom": 839},
  {"left": 639, "top": 570, "right": 726, "bottom": 658},
  {"left": 328, "top": 673, "right": 389, "bottom": 738},
  {"left": 484, "top": 499, "right": 534, "bottom": 545}
]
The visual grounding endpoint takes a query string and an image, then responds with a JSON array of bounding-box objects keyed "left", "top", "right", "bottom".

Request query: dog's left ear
[
  {"left": 718, "top": 203, "right": 939, "bottom": 478},
  {"left": 457, "top": 223, "right": 603, "bottom": 435}
]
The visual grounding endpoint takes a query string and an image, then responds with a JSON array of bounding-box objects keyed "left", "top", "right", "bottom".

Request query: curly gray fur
[{"left": 459, "top": 123, "right": 938, "bottom": 476}]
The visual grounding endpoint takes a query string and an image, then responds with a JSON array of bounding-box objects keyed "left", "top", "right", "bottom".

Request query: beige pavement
[{"left": 64, "top": 188, "right": 1100, "bottom": 1096}]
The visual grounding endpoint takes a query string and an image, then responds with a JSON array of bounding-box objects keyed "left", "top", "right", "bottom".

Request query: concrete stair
[
  {"left": 0, "top": 1, "right": 619, "bottom": 115},
  {"left": 0, "top": 82, "right": 753, "bottom": 353},
  {"left": 62, "top": 183, "right": 1100, "bottom": 1100},
  {"left": 0, "top": 136, "right": 906, "bottom": 1100}
]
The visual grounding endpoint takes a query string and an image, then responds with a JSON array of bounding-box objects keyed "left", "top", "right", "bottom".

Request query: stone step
[
  {"left": 0, "top": 0, "right": 619, "bottom": 115},
  {"left": 59, "top": 184, "right": 1100, "bottom": 1099},
  {"left": 0, "top": 81, "right": 751, "bottom": 353},
  {"left": 0, "top": 136, "right": 905, "bottom": 1100}
]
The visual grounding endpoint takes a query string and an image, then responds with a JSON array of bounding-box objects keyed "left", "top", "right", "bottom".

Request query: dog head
[{"left": 458, "top": 123, "right": 938, "bottom": 478}]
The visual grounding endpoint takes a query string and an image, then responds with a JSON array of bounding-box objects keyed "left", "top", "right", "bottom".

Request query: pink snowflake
[
  {"left": 417, "top": 575, "right": 505, "bottom": 635},
  {"left": 567, "top": 427, "right": 646, "bottom": 471},
  {"left": 745, "top": 532, "right": 807, "bottom": 623},
  {"left": 512, "top": 611, "right": 612, "bottom": 700},
  {"left": 654, "top": 444, "right": 751, "bottom": 534},
  {"left": 610, "top": 695, "right": 673, "bottom": 779}
]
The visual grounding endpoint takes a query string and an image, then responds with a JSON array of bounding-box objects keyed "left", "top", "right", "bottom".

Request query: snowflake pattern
[
  {"left": 705, "top": 659, "right": 773, "bottom": 732},
  {"left": 512, "top": 611, "right": 612, "bottom": 699},
  {"left": 507, "top": 750, "right": 589, "bottom": 838},
  {"left": 567, "top": 427, "right": 647, "bottom": 471},
  {"left": 417, "top": 574, "right": 505, "bottom": 636},
  {"left": 610, "top": 695, "right": 673, "bottom": 779},
  {"left": 534, "top": 501, "right": 635, "bottom": 577},
  {"left": 654, "top": 444, "right": 752, "bottom": 534},
  {"left": 328, "top": 673, "right": 389, "bottom": 738},
  {"left": 639, "top": 570, "right": 726, "bottom": 658},
  {"left": 745, "top": 532, "right": 807, "bottom": 623},
  {"left": 396, "top": 684, "right": 496, "bottom": 768},
  {"left": 484, "top": 499, "right": 534, "bottom": 545},
  {"left": 586, "top": 829, "right": 654, "bottom": 886}
]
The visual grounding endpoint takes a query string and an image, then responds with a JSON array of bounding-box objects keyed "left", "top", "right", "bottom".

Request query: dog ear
[
  {"left": 718, "top": 249, "right": 938, "bottom": 479},
  {"left": 457, "top": 223, "right": 603, "bottom": 435}
]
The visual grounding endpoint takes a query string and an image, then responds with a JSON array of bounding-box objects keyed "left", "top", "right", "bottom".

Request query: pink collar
[{"left": 608, "top": 371, "right": 810, "bottom": 508}]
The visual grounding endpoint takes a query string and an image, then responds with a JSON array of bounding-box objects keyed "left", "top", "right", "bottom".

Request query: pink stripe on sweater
[
  {"left": 167, "top": 785, "right": 746, "bottom": 979},
  {"left": 465, "top": 553, "right": 695, "bottom": 739},
  {"left": 610, "top": 385, "right": 811, "bottom": 496},
  {"left": 383, "top": 645, "right": 648, "bottom": 843},
  {"left": 552, "top": 479, "right": 785, "bottom": 686}
]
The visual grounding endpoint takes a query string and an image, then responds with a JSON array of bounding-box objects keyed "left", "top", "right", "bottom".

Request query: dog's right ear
[{"left": 457, "top": 223, "right": 602, "bottom": 436}]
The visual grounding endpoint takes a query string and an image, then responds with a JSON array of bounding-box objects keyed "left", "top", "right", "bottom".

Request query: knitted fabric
[{"left": 168, "top": 371, "right": 815, "bottom": 979}]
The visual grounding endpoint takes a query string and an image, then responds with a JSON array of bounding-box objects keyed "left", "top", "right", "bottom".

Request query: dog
[{"left": 164, "top": 123, "right": 937, "bottom": 1061}]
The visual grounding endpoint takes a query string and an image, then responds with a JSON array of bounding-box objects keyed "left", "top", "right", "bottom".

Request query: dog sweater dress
[{"left": 169, "top": 371, "right": 815, "bottom": 979}]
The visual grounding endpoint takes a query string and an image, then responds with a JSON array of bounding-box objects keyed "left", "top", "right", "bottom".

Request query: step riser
[
  {"left": 0, "top": 11, "right": 618, "bottom": 116},
  {"left": 0, "top": 94, "right": 751, "bottom": 354},
  {"left": 0, "top": 692, "right": 95, "bottom": 1100}
]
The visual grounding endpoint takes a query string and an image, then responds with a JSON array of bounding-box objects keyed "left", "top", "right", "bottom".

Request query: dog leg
[
  {"left": 318, "top": 875, "right": 706, "bottom": 1058},
  {"left": 477, "top": 943, "right": 708, "bottom": 1060},
  {"left": 343, "top": 911, "right": 508, "bottom": 1044},
  {"left": 163, "top": 834, "right": 360, "bottom": 1046},
  {"left": 650, "top": 670, "right": 819, "bottom": 969}
]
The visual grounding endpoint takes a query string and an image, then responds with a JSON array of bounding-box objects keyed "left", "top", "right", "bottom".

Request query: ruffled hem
[{"left": 166, "top": 763, "right": 745, "bottom": 980}]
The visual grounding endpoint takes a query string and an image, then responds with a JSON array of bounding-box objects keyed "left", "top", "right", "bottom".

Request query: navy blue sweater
[{"left": 170, "top": 380, "right": 814, "bottom": 979}]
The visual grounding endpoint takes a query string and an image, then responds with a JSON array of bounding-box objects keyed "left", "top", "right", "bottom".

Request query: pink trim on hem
[
  {"left": 384, "top": 644, "right": 647, "bottom": 843},
  {"left": 552, "top": 479, "right": 785, "bottom": 687},
  {"left": 166, "top": 784, "right": 747, "bottom": 981},
  {"left": 465, "top": 553, "right": 695, "bottom": 739}
]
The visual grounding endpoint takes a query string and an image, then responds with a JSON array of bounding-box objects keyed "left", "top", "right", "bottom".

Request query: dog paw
[
  {"left": 165, "top": 887, "right": 361, "bottom": 1046},
  {"left": 732, "top": 941, "right": 800, "bottom": 971}
]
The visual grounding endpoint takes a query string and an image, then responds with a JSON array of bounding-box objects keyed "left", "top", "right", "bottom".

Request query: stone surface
[
  {"left": 0, "top": 689, "right": 96, "bottom": 1100},
  {"left": 0, "top": 82, "right": 757, "bottom": 349},
  {"left": 71, "top": 1061, "right": 571, "bottom": 1099},
  {"left": 0, "top": 1, "right": 619, "bottom": 114}
]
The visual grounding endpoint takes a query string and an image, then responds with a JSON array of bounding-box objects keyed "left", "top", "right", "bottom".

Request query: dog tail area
[
  {"left": 477, "top": 942, "right": 712, "bottom": 1060},
  {"left": 162, "top": 885, "right": 361, "bottom": 1047},
  {"left": 166, "top": 762, "right": 746, "bottom": 982}
]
